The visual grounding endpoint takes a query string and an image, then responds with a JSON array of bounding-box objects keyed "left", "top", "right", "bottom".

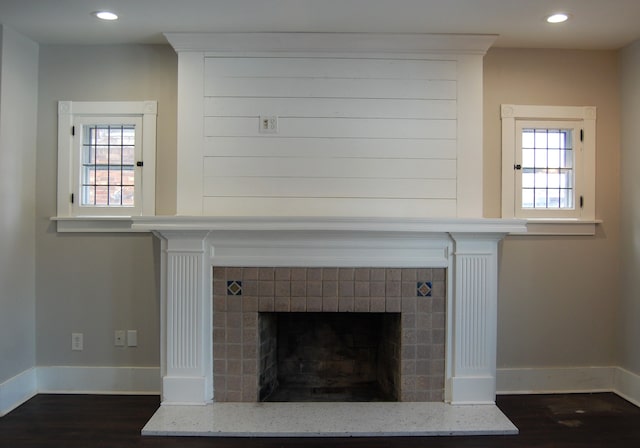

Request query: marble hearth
[{"left": 135, "top": 216, "right": 525, "bottom": 436}]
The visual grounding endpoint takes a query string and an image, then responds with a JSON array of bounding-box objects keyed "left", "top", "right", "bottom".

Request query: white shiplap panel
[
  {"left": 203, "top": 177, "right": 457, "bottom": 199},
  {"left": 203, "top": 137, "right": 457, "bottom": 159},
  {"left": 204, "top": 97, "right": 456, "bottom": 120},
  {"left": 204, "top": 117, "right": 456, "bottom": 139},
  {"left": 203, "top": 157, "right": 456, "bottom": 179},
  {"left": 202, "top": 197, "right": 457, "bottom": 218},
  {"left": 205, "top": 57, "right": 457, "bottom": 80},
  {"left": 205, "top": 77, "right": 457, "bottom": 100}
]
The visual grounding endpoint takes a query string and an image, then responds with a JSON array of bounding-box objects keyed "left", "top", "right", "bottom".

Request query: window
[
  {"left": 501, "top": 105, "right": 596, "bottom": 224},
  {"left": 57, "top": 101, "right": 157, "bottom": 218}
]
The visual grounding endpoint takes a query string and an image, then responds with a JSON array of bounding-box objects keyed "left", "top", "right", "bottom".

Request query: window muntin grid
[
  {"left": 520, "top": 127, "right": 574, "bottom": 210},
  {"left": 81, "top": 124, "right": 136, "bottom": 207}
]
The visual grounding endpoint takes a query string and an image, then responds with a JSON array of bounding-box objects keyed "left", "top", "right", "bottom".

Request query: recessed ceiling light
[
  {"left": 547, "top": 13, "right": 569, "bottom": 24},
  {"left": 93, "top": 11, "right": 119, "bottom": 21}
]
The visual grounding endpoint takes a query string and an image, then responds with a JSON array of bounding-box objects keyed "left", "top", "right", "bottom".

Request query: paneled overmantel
[
  {"left": 165, "top": 32, "right": 497, "bottom": 219},
  {"left": 132, "top": 217, "right": 527, "bottom": 405}
]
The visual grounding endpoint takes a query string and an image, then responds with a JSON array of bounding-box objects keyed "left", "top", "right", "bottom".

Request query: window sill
[
  {"left": 51, "top": 216, "right": 148, "bottom": 233},
  {"left": 513, "top": 219, "right": 602, "bottom": 236}
]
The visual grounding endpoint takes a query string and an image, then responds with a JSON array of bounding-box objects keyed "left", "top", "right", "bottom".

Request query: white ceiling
[{"left": 0, "top": 0, "right": 639, "bottom": 49}]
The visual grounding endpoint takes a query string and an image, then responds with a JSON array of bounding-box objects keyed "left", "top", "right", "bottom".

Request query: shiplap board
[
  {"left": 203, "top": 177, "right": 457, "bottom": 199},
  {"left": 199, "top": 55, "right": 460, "bottom": 217},
  {"left": 205, "top": 77, "right": 456, "bottom": 100},
  {"left": 204, "top": 117, "right": 456, "bottom": 139},
  {"left": 204, "top": 57, "right": 457, "bottom": 79},
  {"left": 202, "top": 197, "right": 457, "bottom": 217},
  {"left": 203, "top": 137, "right": 457, "bottom": 159},
  {"left": 203, "top": 157, "right": 457, "bottom": 179},
  {"left": 204, "top": 98, "right": 457, "bottom": 120}
]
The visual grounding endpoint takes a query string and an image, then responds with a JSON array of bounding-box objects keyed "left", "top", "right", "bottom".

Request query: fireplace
[
  {"left": 133, "top": 216, "right": 527, "bottom": 407},
  {"left": 213, "top": 266, "right": 446, "bottom": 403}
]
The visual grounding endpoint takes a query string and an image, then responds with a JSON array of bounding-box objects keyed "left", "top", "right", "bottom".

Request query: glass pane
[
  {"left": 522, "top": 169, "right": 535, "bottom": 188},
  {"left": 534, "top": 189, "right": 548, "bottom": 208},
  {"left": 522, "top": 149, "right": 535, "bottom": 168},
  {"left": 547, "top": 130, "right": 561, "bottom": 149},
  {"left": 95, "top": 146, "right": 109, "bottom": 164},
  {"left": 560, "top": 169, "right": 573, "bottom": 188},
  {"left": 547, "top": 172, "right": 560, "bottom": 188},
  {"left": 560, "top": 189, "right": 574, "bottom": 208},
  {"left": 122, "top": 167, "right": 135, "bottom": 186},
  {"left": 547, "top": 149, "right": 561, "bottom": 168},
  {"left": 109, "top": 168, "right": 122, "bottom": 185},
  {"left": 534, "top": 149, "right": 547, "bottom": 167},
  {"left": 561, "top": 149, "right": 573, "bottom": 168},
  {"left": 109, "top": 146, "right": 122, "bottom": 164},
  {"left": 534, "top": 130, "right": 548, "bottom": 149},
  {"left": 522, "top": 130, "right": 535, "bottom": 149},
  {"left": 122, "top": 146, "right": 135, "bottom": 165},
  {"left": 122, "top": 186, "right": 135, "bottom": 206},
  {"left": 95, "top": 168, "right": 108, "bottom": 185},
  {"left": 95, "top": 186, "right": 109, "bottom": 206},
  {"left": 81, "top": 185, "right": 95, "bottom": 206},
  {"left": 522, "top": 189, "right": 534, "bottom": 208},
  {"left": 82, "top": 166, "right": 96, "bottom": 185},
  {"left": 534, "top": 169, "right": 548, "bottom": 188},
  {"left": 109, "top": 186, "right": 122, "bottom": 205}
]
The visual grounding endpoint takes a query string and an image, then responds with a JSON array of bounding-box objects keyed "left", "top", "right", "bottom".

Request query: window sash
[
  {"left": 72, "top": 116, "right": 143, "bottom": 216},
  {"left": 514, "top": 120, "right": 583, "bottom": 219}
]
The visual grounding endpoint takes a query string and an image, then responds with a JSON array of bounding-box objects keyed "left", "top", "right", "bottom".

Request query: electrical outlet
[
  {"left": 71, "top": 333, "right": 83, "bottom": 351},
  {"left": 127, "top": 330, "right": 137, "bottom": 347},
  {"left": 115, "top": 330, "right": 126, "bottom": 347}
]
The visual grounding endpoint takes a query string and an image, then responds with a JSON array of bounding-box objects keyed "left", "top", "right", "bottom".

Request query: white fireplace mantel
[{"left": 132, "top": 216, "right": 526, "bottom": 405}]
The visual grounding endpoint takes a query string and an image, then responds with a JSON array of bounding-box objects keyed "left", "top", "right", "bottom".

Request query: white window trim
[
  {"left": 56, "top": 101, "right": 157, "bottom": 231},
  {"left": 501, "top": 104, "right": 599, "bottom": 236}
]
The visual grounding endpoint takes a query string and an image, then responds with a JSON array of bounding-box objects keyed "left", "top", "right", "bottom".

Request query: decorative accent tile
[
  {"left": 227, "top": 280, "right": 243, "bottom": 296},
  {"left": 417, "top": 281, "right": 432, "bottom": 297}
]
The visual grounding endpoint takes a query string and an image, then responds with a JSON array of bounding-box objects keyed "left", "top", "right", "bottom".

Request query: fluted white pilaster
[
  {"left": 448, "top": 233, "right": 502, "bottom": 404},
  {"left": 155, "top": 230, "right": 212, "bottom": 405}
]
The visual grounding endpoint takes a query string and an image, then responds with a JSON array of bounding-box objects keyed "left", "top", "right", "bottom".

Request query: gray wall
[
  {"left": 0, "top": 26, "right": 38, "bottom": 384},
  {"left": 35, "top": 45, "right": 177, "bottom": 367},
  {"left": 26, "top": 43, "right": 632, "bottom": 380},
  {"left": 484, "top": 49, "right": 621, "bottom": 369},
  {"left": 620, "top": 40, "right": 640, "bottom": 375}
]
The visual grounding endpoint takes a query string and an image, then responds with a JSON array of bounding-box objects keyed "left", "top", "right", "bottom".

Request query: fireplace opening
[{"left": 259, "top": 312, "right": 401, "bottom": 402}]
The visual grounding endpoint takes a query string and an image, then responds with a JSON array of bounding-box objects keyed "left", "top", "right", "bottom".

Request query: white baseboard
[
  {"left": 613, "top": 367, "right": 640, "bottom": 407},
  {"left": 497, "top": 366, "right": 616, "bottom": 395},
  {"left": 0, "top": 368, "right": 37, "bottom": 417},
  {"left": 37, "top": 366, "right": 161, "bottom": 395},
  {"left": 497, "top": 365, "right": 640, "bottom": 408}
]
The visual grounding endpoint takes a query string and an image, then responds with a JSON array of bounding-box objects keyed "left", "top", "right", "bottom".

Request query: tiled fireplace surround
[
  {"left": 133, "top": 216, "right": 527, "bottom": 407},
  {"left": 212, "top": 266, "right": 447, "bottom": 402}
]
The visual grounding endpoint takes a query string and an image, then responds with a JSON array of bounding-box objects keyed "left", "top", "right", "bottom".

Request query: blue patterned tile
[
  {"left": 227, "top": 280, "right": 243, "bottom": 296},
  {"left": 417, "top": 281, "right": 432, "bottom": 297}
]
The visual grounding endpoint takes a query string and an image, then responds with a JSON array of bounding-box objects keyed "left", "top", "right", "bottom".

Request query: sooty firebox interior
[{"left": 259, "top": 312, "right": 401, "bottom": 402}]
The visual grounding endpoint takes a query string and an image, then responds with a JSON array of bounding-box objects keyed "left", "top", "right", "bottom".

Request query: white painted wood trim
[
  {"left": 36, "top": 366, "right": 160, "bottom": 395},
  {"left": 456, "top": 54, "right": 484, "bottom": 217},
  {"left": 165, "top": 33, "right": 497, "bottom": 55},
  {"left": 153, "top": 231, "right": 213, "bottom": 405},
  {"left": 613, "top": 367, "right": 640, "bottom": 407},
  {"left": 0, "top": 368, "right": 37, "bottom": 416},
  {"left": 176, "top": 52, "right": 205, "bottom": 215},
  {"left": 497, "top": 366, "right": 616, "bottom": 395}
]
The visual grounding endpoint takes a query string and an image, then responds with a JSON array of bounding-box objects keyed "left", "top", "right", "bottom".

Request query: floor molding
[
  {"left": 497, "top": 366, "right": 615, "bottom": 395},
  {"left": 0, "top": 368, "right": 37, "bottom": 417},
  {"left": 613, "top": 367, "right": 640, "bottom": 407},
  {"left": 37, "top": 366, "right": 161, "bottom": 395}
]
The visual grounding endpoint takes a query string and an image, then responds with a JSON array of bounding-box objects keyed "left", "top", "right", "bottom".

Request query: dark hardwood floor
[{"left": 1, "top": 393, "right": 639, "bottom": 447}]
